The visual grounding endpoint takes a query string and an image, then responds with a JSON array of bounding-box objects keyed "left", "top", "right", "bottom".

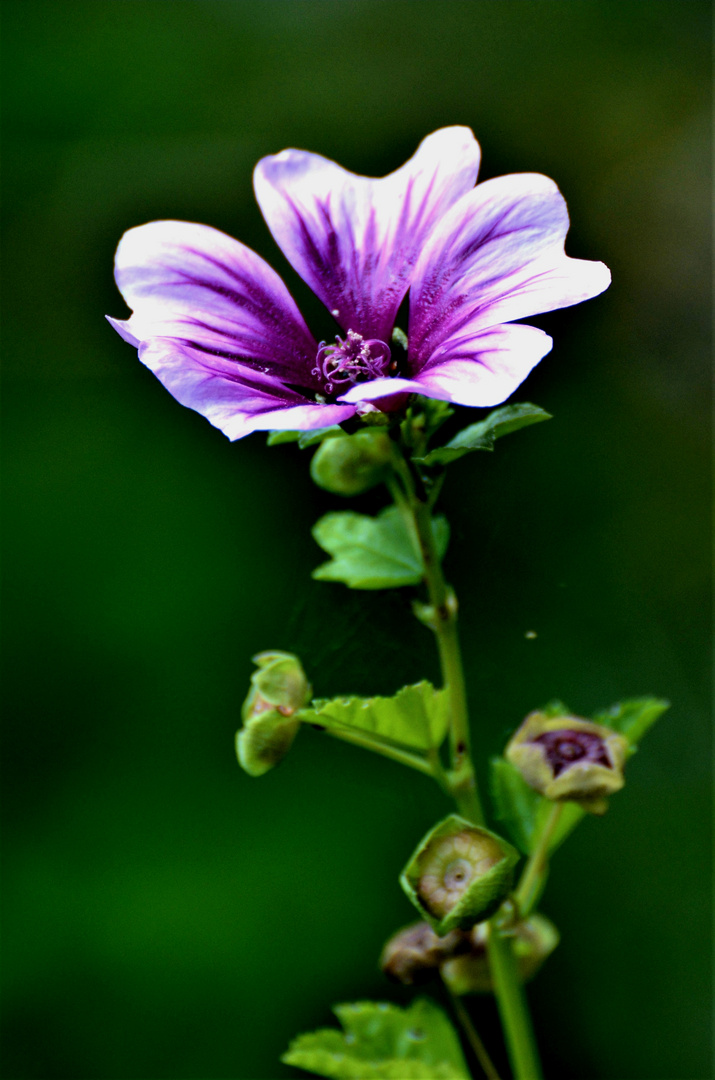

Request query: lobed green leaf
[
  {"left": 417, "top": 403, "right": 551, "bottom": 465},
  {"left": 282, "top": 998, "right": 470, "bottom": 1080},
  {"left": 299, "top": 680, "right": 449, "bottom": 751},
  {"left": 312, "top": 506, "right": 449, "bottom": 590}
]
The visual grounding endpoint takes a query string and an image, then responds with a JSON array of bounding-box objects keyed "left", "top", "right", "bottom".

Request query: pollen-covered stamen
[
  {"left": 534, "top": 729, "right": 612, "bottom": 777},
  {"left": 418, "top": 830, "right": 501, "bottom": 918},
  {"left": 311, "top": 329, "right": 392, "bottom": 395}
]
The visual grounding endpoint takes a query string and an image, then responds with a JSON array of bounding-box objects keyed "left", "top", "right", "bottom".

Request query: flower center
[
  {"left": 312, "top": 329, "right": 392, "bottom": 395},
  {"left": 534, "top": 729, "right": 612, "bottom": 777},
  {"left": 417, "top": 830, "right": 502, "bottom": 918}
]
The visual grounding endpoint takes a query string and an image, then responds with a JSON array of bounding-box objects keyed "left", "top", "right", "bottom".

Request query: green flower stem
[
  {"left": 408, "top": 492, "right": 485, "bottom": 826},
  {"left": 316, "top": 724, "right": 436, "bottom": 777},
  {"left": 389, "top": 441, "right": 543, "bottom": 1080},
  {"left": 444, "top": 980, "right": 503, "bottom": 1080},
  {"left": 514, "top": 802, "right": 563, "bottom": 918},
  {"left": 487, "top": 927, "right": 543, "bottom": 1080}
]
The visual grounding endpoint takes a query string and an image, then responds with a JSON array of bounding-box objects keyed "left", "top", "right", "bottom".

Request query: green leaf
[
  {"left": 592, "top": 697, "right": 670, "bottom": 749},
  {"left": 489, "top": 757, "right": 583, "bottom": 855},
  {"left": 418, "top": 403, "right": 552, "bottom": 465},
  {"left": 312, "top": 506, "right": 449, "bottom": 589},
  {"left": 299, "top": 681, "right": 449, "bottom": 751},
  {"left": 282, "top": 998, "right": 470, "bottom": 1080},
  {"left": 490, "top": 756, "right": 542, "bottom": 855},
  {"left": 267, "top": 426, "right": 342, "bottom": 448}
]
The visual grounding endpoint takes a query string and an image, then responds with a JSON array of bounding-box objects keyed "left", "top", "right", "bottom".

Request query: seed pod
[
  {"left": 400, "top": 815, "right": 519, "bottom": 935},
  {"left": 505, "top": 711, "right": 629, "bottom": 813},
  {"left": 441, "top": 914, "right": 560, "bottom": 995},
  {"left": 310, "top": 431, "right": 392, "bottom": 496},
  {"left": 380, "top": 921, "right": 469, "bottom": 986},
  {"left": 236, "top": 652, "right": 311, "bottom": 777}
]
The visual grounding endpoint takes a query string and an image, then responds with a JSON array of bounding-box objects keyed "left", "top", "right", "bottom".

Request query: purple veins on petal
[
  {"left": 253, "top": 126, "right": 481, "bottom": 342},
  {"left": 107, "top": 127, "right": 610, "bottom": 439}
]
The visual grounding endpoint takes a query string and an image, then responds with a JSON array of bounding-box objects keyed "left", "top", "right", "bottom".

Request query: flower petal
[
  {"left": 111, "top": 219, "right": 320, "bottom": 388},
  {"left": 336, "top": 376, "right": 428, "bottom": 404},
  {"left": 253, "top": 127, "right": 481, "bottom": 341},
  {"left": 138, "top": 338, "right": 356, "bottom": 441},
  {"left": 408, "top": 173, "right": 610, "bottom": 371},
  {"left": 410, "top": 324, "right": 553, "bottom": 408}
]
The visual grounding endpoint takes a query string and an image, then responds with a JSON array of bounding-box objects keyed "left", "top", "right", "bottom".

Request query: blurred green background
[{"left": 1, "top": 2, "right": 711, "bottom": 1078}]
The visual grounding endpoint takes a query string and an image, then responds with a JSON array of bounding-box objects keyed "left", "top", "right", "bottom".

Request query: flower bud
[
  {"left": 400, "top": 815, "right": 519, "bottom": 935},
  {"left": 236, "top": 710, "right": 301, "bottom": 778},
  {"left": 242, "top": 650, "right": 312, "bottom": 722},
  {"left": 441, "top": 914, "right": 559, "bottom": 995},
  {"left": 380, "top": 921, "right": 468, "bottom": 986},
  {"left": 310, "top": 431, "right": 392, "bottom": 496},
  {"left": 505, "top": 711, "right": 628, "bottom": 813},
  {"left": 236, "top": 652, "right": 311, "bottom": 778}
]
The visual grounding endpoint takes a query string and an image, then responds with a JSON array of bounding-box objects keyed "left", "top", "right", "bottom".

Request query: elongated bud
[
  {"left": 310, "top": 431, "right": 392, "bottom": 495},
  {"left": 441, "top": 914, "right": 559, "bottom": 995},
  {"left": 380, "top": 921, "right": 468, "bottom": 986},
  {"left": 236, "top": 652, "right": 311, "bottom": 777},
  {"left": 505, "top": 711, "right": 628, "bottom": 813},
  {"left": 400, "top": 815, "right": 519, "bottom": 935}
]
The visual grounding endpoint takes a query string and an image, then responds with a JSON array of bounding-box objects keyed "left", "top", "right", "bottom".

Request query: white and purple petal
[
  {"left": 408, "top": 173, "right": 611, "bottom": 373},
  {"left": 110, "top": 219, "right": 321, "bottom": 389},
  {"left": 253, "top": 126, "right": 481, "bottom": 342},
  {"left": 138, "top": 338, "right": 355, "bottom": 441},
  {"left": 408, "top": 324, "right": 553, "bottom": 408}
]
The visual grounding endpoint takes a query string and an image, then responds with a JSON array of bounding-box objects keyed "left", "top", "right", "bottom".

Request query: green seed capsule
[
  {"left": 441, "top": 914, "right": 560, "bottom": 995},
  {"left": 310, "top": 431, "right": 392, "bottom": 496},
  {"left": 505, "top": 711, "right": 629, "bottom": 813},
  {"left": 400, "top": 815, "right": 519, "bottom": 935}
]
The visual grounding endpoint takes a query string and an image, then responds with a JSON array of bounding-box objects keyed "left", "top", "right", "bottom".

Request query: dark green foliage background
[{"left": 1, "top": 2, "right": 711, "bottom": 1078}]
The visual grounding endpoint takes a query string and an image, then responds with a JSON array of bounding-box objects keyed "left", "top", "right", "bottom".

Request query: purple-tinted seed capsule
[{"left": 505, "top": 711, "right": 629, "bottom": 813}]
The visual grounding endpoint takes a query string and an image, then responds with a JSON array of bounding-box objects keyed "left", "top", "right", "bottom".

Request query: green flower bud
[
  {"left": 505, "top": 711, "right": 629, "bottom": 813},
  {"left": 242, "top": 650, "right": 312, "bottom": 722},
  {"left": 441, "top": 914, "right": 559, "bottom": 996},
  {"left": 310, "top": 431, "right": 392, "bottom": 496},
  {"left": 236, "top": 652, "right": 311, "bottom": 777},
  {"left": 400, "top": 815, "right": 519, "bottom": 935},
  {"left": 380, "top": 921, "right": 468, "bottom": 986},
  {"left": 236, "top": 710, "right": 301, "bottom": 778}
]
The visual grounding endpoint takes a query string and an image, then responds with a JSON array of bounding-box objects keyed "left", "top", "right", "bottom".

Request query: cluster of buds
[
  {"left": 235, "top": 652, "right": 311, "bottom": 777},
  {"left": 505, "top": 711, "right": 629, "bottom": 814},
  {"left": 381, "top": 913, "right": 558, "bottom": 995},
  {"left": 400, "top": 815, "right": 519, "bottom": 934}
]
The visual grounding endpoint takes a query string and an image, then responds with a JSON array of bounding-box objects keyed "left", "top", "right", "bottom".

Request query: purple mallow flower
[{"left": 107, "top": 127, "right": 610, "bottom": 440}]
